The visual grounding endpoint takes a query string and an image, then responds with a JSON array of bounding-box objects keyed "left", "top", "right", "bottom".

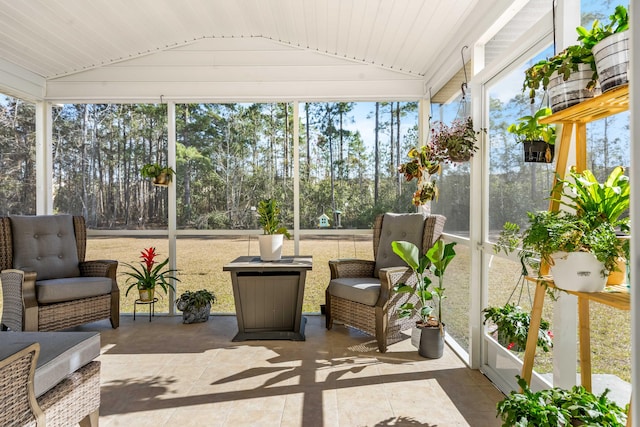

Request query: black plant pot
[
  {"left": 523, "top": 140, "right": 554, "bottom": 163},
  {"left": 418, "top": 323, "right": 445, "bottom": 358}
]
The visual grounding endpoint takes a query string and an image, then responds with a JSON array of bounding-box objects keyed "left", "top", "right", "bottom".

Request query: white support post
[
  {"left": 630, "top": 1, "right": 638, "bottom": 424},
  {"left": 552, "top": 0, "right": 580, "bottom": 390},
  {"left": 293, "top": 101, "right": 300, "bottom": 256},
  {"left": 469, "top": 42, "right": 485, "bottom": 370},
  {"left": 35, "top": 101, "right": 52, "bottom": 214},
  {"left": 167, "top": 101, "right": 177, "bottom": 315}
]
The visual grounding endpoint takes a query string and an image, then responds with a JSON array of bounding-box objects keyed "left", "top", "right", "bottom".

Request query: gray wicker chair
[
  {"left": 325, "top": 213, "right": 446, "bottom": 352},
  {"left": 0, "top": 214, "right": 119, "bottom": 332},
  {"left": 1, "top": 339, "right": 101, "bottom": 427}
]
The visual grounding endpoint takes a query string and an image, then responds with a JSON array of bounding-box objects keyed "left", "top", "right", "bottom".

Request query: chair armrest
[
  {"left": 1, "top": 269, "right": 38, "bottom": 331},
  {"left": 80, "top": 260, "right": 119, "bottom": 293},
  {"left": 377, "top": 266, "right": 415, "bottom": 307},
  {"left": 328, "top": 259, "right": 375, "bottom": 279}
]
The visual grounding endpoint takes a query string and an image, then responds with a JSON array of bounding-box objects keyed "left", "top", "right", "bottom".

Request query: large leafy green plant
[
  {"left": 552, "top": 166, "right": 630, "bottom": 232},
  {"left": 576, "top": 4, "right": 629, "bottom": 50},
  {"left": 257, "top": 198, "right": 291, "bottom": 238},
  {"left": 497, "top": 211, "right": 623, "bottom": 276},
  {"left": 391, "top": 239, "right": 457, "bottom": 326},
  {"left": 497, "top": 375, "right": 627, "bottom": 426}
]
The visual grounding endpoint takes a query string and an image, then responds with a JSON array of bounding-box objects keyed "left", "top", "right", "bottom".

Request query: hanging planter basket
[{"left": 523, "top": 140, "right": 554, "bottom": 163}]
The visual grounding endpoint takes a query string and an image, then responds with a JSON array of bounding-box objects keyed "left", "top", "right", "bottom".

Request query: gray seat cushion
[
  {"left": 374, "top": 213, "right": 426, "bottom": 277},
  {"left": 10, "top": 215, "right": 80, "bottom": 280},
  {"left": 0, "top": 331, "right": 100, "bottom": 397},
  {"left": 36, "top": 276, "right": 113, "bottom": 304},
  {"left": 328, "top": 277, "right": 381, "bottom": 306}
]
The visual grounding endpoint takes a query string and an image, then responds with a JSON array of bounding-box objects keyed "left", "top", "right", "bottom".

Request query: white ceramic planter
[
  {"left": 258, "top": 234, "right": 284, "bottom": 261},
  {"left": 593, "top": 30, "right": 629, "bottom": 92},
  {"left": 547, "top": 63, "right": 601, "bottom": 112},
  {"left": 550, "top": 252, "right": 607, "bottom": 293}
]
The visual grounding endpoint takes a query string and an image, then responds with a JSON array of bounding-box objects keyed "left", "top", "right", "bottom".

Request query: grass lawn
[{"left": 0, "top": 234, "right": 629, "bottom": 382}]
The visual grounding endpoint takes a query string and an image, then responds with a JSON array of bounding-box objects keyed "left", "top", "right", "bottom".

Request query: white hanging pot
[
  {"left": 258, "top": 234, "right": 284, "bottom": 261},
  {"left": 592, "top": 30, "right": 629, "bottom": 92},
  {"left": 550, "top": 252, "right": 607, "bottom": 293}
]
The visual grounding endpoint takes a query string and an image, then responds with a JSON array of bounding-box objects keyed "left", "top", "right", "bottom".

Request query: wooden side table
[{"left": 223, "top": 256, "right": 312, "bottom": 341}]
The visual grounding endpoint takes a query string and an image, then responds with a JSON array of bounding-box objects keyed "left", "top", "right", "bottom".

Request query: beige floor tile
[{"left": 69, "top": 315, "right": 505, "bottom": 427}]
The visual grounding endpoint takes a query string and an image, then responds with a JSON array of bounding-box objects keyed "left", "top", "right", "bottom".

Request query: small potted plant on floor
[
  {"left": 176, "top": 289, "right": 216, "bottom": 324},
  {"left": 122, "top": 247, "right": 180, "bottom": 301},
  {"left": 392, "top": 239, "right": 457, "bottom": 358},
  {"left": 257, "top": 198, "right": 291, "bottom": 261},
  {"left": 497, "top": 375, "right": 627, "bottom": 426},
  {"left": 141, "top": 163, "right": 176, "bottom": 186},
  {"left": 482, "top": 303, "right": 553, "bottom": 352},
  {"left": 507, "top": 107, "right": 556, "bottom": 163}
]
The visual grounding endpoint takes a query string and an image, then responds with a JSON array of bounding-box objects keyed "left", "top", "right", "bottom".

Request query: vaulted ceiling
[{"left": 0, "top": 0, "right": 546, "bottom": 102}]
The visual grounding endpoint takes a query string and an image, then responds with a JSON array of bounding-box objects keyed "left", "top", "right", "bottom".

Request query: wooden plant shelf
[
  {"left": 539, "top": 84, "right": 628, "bottom": 125},
  {"left": 524, "top": 276, "right": 630, "bottom": 310}
]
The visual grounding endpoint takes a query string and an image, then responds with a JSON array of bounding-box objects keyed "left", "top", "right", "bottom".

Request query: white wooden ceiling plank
[
  {"left": 347, "top": 0, "right": 379, "bottom": 64},
  {"left": 313, "top": 0, "right": 329, "bottom": 53},
  {"left": 289, "top": 0, "right": 307, "bottom": 48},
  {"left": 302, "top": 0, "right": 317, "bottom": 49},
  {"left": 334, "top": 0, "right": 353, "bottom": 58}
]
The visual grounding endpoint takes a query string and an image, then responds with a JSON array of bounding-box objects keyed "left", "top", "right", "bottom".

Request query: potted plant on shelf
[
  {"left": 430, "top": 116, "right": 480, "bottom": 163},
  {"left": 391, "top": 239, "right": 457, "bottom": 358},
  {"left": 141, "top": 163, "right": 176, "bottom": 186},
  {"left": 123, "top": 247, "right": 180, "bottom": 301},
  {"left": 578, "top": 4, "right": 629, "bottom": 92},
  {"left": 523, "top": 44, "right": 598, "bottom": 112},
  {"left": 482, "top": 303, "right": 553, "bottom": 352},
  {"left": 497, "top": 375, "right": 627, "bottom": 426},
  {"left": 552, "top": 165, "right": 630, "bottom": 285},
  {"left": 176, "top": 289, "right": 216, "bottom": 324},
  {"left": 507, "top": 107, "right": 556, "bottom": 163},
  {"left": 257, "top": 198, "right": 291, "bottom": 261},
  {"left": 497, "top": 210, "right": 623, "bottom": 293}
]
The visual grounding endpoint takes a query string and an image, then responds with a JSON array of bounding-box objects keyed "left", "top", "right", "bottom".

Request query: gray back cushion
[
  {"left": 10, "top": 215, "right": 80, "bottom": 280},
  {"left": 374, "top": 213, "right": 425, "bottom": 278}
]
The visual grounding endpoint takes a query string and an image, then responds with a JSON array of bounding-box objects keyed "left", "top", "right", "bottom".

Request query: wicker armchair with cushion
[
  {"left": 325, "top": 213, "right": 446, "bottom": 352},
  {"left": 0, "top": 332, "right": 101, "bottom": 427},
  {"left": 0, "top": 214, "right": 119, "bottom": 332}
]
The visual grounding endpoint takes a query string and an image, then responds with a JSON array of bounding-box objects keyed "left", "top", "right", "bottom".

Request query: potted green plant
[
  {"left": 523, "top": 44, "right": 598, "bottom": 112},
  {"left": 552, "top": 165, "right": 630, "bottom": 285},
  {"left": 578, "top": 5, "right": 629, "bottom": 92},
  {"left": 141, "top": 163, "right": 176, "bottom": 186},
  {"left": 398, "top": 144, "right": 442, "bottom": 208},
  {"left": 497, "top": 210, "right": 623, "bottom": 293},
  {"left": 122, "top": 247, "right": 180, "bottom": 301},
  {"left": 482, "top": 303, "right": 553, "bottom": 352},
  {"left": 507, "top": 107, "right": 556, "bottom": 163},
  {"left": 176, "top": 289, "right": 216, "bottom": 324},
  {"left": 430, "top": 116, "right": 480, "bottom": 163},
  {"left": 257, "top": 198, "right": 291, "bottom": 261},
  {"left": 391, "top": 239, "right": 456, "bottom": 358},
  {"left": 497, "top": 375, "right": 627, "bottom": 426}
]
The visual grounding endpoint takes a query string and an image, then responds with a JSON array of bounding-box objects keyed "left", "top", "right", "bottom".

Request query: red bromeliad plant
[{"left": 123, "top": 247, "right": 180, "bottom": 296}]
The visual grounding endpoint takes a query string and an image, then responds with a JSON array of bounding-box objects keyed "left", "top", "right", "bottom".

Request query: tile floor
[{"left": 77, "top": 314, "right": 505, "bottom": 427}]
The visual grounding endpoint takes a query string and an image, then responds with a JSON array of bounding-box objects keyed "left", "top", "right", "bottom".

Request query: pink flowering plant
[
  {"left": 430, "top": 116, "right": 481, "bottom": 163},
  {"left": 123, "top": 247, "right": 179, "bottom": 296}
]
